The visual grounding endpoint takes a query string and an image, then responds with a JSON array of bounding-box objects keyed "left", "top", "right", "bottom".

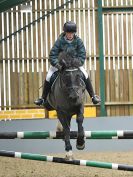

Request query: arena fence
[{"left": 0, "top": 0, "right": 133, "bottom": 116}]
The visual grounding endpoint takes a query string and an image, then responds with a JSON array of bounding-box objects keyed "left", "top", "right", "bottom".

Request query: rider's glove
[{"left": 55, "top": 63, "right": 62, "bottom": 71}]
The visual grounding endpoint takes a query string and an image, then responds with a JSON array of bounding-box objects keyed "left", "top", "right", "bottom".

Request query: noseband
[{"left": 65, "top": 68, "right": 78, "bottom": 72}]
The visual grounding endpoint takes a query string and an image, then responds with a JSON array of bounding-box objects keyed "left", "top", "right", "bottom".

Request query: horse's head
[
  {"left": 58, "top": 50, "right": 82, "bottom": 70},
  {"left": 58, "top": 51, "right": 85, "bottom": 103}
]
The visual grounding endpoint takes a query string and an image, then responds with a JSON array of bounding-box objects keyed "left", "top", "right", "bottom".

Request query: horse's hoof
[
  {"left": 76, "top": 143, "right": 85, "bottom": 150},
  {"left": 76, "top": 137, "right": 85, "bottom": 150},
  {"left": 65, "top": 150, "right": 74, "bottom": 160}
]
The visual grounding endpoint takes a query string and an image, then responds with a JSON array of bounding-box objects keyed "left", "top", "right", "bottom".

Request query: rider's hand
[{"left": 55, "top": 63, "right": 62, "bottom": 71}]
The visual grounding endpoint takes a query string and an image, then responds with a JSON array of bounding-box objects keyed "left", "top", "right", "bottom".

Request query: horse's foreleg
[
  {"left": 56, "top": 116, "right": 71, "bottom": 132},
  {"left": 76, "top": 106, "right": 85, "bottom": 150},
  {"left": 57, "top": 111, "right": 73, "bottom": 160}
]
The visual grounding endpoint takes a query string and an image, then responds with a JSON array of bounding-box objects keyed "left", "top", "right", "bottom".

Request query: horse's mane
[{"left": 58, "top": 51, "right": 82, "bottom": 69}]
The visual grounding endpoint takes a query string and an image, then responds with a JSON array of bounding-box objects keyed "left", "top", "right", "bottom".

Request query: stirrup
[{"left": 34, "top": 98, "right": 44, "bottom": 106}]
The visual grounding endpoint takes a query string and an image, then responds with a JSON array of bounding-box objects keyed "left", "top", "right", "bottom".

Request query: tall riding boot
[
  {"left": 34, "top": 80, "right": 51, "bottom": 106},
  {"left": 85, "top": 77, "right": 101, "bottom": 104}
]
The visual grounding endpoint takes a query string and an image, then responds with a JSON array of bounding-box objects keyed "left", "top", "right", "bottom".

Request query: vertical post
[
  {"left": 59, "top": 0, "right": 62, "bottom": 34},
  {"left": 83, "top": 0, "right": 87, "bottom": 70},
  {"left": 16, "top": 6, "right": 20, "bottom": 73},
  {"left": 30, "top": 1, "right": 34, "bottom": 73},
  {"left": 40, "top": 0, "right": 44, "bottom": 72},
  {"left": 11, "top": 8, "right": 15, "bottom": 72},
  {"left": 6, "top": 11, "right": 11, "bottom": 110},
  {"left": 97, "top": 0, "right": 107, "bottom": 116},
  {"left": 63, "top": 0, "right": 67, "bottom": 23},
  {"left": 73, "top": 0, "right": 76, "bottom": 23},
  {"left": 1, "top": 12, "right": 6, "bottom": 111},
  {"left": 88, "top": 0, "right": 92, "bottom": 71},
  {"left": 35, "top": 0, "right": 39, "bottom": 72},
  {"left": 49, "top": 0, "right": 53, "bottom": 49},
  {"left": 92, "top": 0, "right": 97, "bottom": 71},
  {"left": 26, "top": 4, "right": 29, "bottom": 73},
  {"left": 21, "top": 6, "right": 25, "bottom": 73},
  {"left": 44, "top": 0, "right": 48, "bottom": 72},
  {"left": 78, "top": 0, "right": 81, "bottom": 37}
]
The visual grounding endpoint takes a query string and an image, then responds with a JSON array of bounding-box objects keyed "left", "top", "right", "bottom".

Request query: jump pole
[
  {"left": 0, "top": 150, "right": 133, "bottom": 171},
  {"left": 0, "top": 130, "right": 133, "bottom": 139}
]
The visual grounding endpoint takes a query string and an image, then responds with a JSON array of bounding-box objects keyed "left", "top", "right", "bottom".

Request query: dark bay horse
[{"left": 47, "top": 51, "right": 86, "bottom": 159}]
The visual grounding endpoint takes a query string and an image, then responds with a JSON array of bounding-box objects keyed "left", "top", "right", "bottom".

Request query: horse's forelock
[{"left": 59, "top": 51, "right": 81, "bottom": 68}]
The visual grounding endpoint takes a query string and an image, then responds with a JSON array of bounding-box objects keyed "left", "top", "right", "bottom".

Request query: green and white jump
[
  {"left": 0, "top": 130, "right": 133, "bottom": 139},
  {"left": 0, "top": 150, "right": 133, "bottom": 171}
]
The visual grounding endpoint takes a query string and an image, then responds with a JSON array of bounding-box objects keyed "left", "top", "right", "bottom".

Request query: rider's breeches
[
  {"left": 46, "top": 65, "right": 88, "bottom": 82},
  {"left": 46, "top": 66, "right": 58, "bottom": 82}
]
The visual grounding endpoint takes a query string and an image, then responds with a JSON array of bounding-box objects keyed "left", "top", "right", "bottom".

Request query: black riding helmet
[{"left": 63, "top": 21, "right": 77, "bottom": 33}]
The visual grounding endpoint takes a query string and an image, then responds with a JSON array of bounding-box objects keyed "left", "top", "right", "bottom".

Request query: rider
[{"left": 34, "top": 21, "right": 101, "bottom": 106}]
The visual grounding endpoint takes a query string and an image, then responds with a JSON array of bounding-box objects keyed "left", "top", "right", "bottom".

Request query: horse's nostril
[
  {"left": 69, "top": 94, "right": 78, "bottom": 100},
  {"left": 69, "top": 96, "right": 74, "bottom": 100}
]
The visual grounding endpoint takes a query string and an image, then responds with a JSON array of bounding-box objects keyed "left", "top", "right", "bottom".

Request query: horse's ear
[
  {"left": 58, "top": 51, "right": 67, "bottom": 62},
  {"left": 59, "top": 59, "right": 67, "bottom": 68}
]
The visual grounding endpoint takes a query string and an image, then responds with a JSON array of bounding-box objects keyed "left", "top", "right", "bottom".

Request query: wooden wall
[{"left": 0, "top": 0, "right": 133, "bottom": 116}]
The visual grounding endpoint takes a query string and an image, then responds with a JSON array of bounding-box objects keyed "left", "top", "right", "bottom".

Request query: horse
[{"left": 47, "top": 51, "right": 86, "bottom": 159}]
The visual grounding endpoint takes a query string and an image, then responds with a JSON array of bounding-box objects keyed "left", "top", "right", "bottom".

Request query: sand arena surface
[{"left": 0, "top": 152, "right": 133, "bottom": 177}]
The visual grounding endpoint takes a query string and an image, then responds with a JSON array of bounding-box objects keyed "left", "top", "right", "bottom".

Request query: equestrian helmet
[{"left": 63, "top": 21, "right": 77, "bottom": 33}]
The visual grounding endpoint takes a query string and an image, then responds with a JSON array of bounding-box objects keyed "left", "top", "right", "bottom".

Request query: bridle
[
  {"left": 65, "top": 68, "right": 78, "bottom": 72},
  {"left": 59, "top": 68, "right": 84, "bottom": 94}
]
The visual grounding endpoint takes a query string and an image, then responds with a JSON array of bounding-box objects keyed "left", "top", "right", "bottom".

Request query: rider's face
[{"left": 65, "top": 32, "right": 74, "bottom": 41}]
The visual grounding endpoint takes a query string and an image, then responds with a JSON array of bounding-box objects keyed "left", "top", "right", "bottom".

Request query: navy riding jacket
[{"left": 49, "top": 32, "right": 86, "bottom": 67}]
